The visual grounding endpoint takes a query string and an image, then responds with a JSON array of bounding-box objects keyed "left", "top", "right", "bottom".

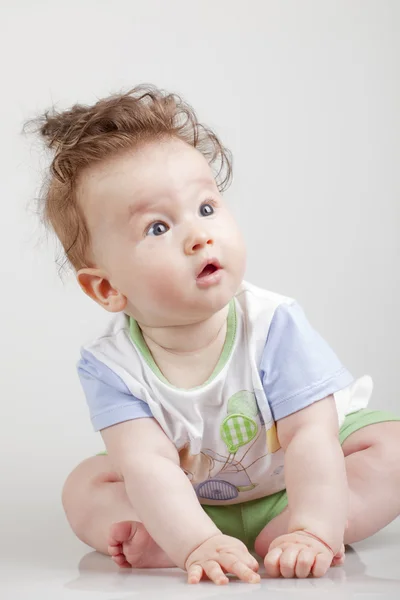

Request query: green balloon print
[
  {"left": 220, "top": 414, "right": 258, "bottom": 453},
  {"left": 227, "top": 390, "right": 258, "bottom": 418}
]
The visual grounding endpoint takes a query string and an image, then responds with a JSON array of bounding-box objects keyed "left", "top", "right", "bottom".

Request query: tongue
[{"left": 199, "top": 264, "right": 217, "bottom": 278}]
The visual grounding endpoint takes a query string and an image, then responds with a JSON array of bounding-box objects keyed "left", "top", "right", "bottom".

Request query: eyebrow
[
  {"left": 127, "top": 177, "right": 216, "bottom": 219},
  {"left": 127, "top": 198, "right": 162, "bottom": 220}
]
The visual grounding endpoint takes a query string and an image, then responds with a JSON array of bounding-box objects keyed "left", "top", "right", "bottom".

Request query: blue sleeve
[
  {"left": 77, "top": 349, "right": 153, "bottom": 432},
  {"left": 260, "top": 302, "right": 354, "bottom": 421}
]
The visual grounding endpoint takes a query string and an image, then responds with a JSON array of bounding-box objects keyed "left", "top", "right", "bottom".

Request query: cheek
[
  {"left": 146, "top": 271, "right": 186, "bottom": 304},
  {"left": 222, "top": 221, "right": 247, "bottom": 282},
  {"left": 221, "top": 217, "right": 246, "bottom": 258},
  {"left": 135, "top": 245, "right": 185, "bottom": 297}
]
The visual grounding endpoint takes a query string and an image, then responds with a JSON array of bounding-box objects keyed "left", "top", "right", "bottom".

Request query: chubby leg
[
  {"left": 62, "top": 455, "right": 175, "bottom": 568},
  {"left": 254, "top": 421, "right": 400, "bottom": 558}
]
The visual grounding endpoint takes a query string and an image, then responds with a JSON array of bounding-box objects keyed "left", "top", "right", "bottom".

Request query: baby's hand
[
  {"left": 185, "top": 534, "right": 260, "bottom": 585},
  {"left": 264, "top": 531, "right": 345, "bottom": 579}
]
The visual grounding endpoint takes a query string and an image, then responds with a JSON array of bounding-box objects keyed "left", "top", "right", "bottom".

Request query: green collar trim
[{"left": 129, "top": 299, "right": 237, "bottom": 390}]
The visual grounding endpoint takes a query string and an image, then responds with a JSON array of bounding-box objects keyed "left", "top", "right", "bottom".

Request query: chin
[{"left": 200, "top": 277, "right": 242, "bottom": 313}]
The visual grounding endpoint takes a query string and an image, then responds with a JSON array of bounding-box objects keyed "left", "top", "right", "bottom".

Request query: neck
[{"left": 139, "top": 304, "right": 230, "bottom": 356}]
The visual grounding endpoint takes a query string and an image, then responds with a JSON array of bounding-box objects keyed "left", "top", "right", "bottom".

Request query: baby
[{"left": 29, "top": 85, "right": 400, "bottom": 584}]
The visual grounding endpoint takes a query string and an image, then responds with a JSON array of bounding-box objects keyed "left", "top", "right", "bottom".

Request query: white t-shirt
[{"left": 78, "top": 281, "right": 373, "bottom": 504}]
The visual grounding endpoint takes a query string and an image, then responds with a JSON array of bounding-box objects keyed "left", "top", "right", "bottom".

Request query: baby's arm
[
  {"left": 278, "top": 395, "right": 347, "bottom": 545},
  {"left": 102, "top": 418, "right": 259, "bottom": 584},
  {"left": 102, "top": 418, "right": 220, "bottom": 568},
  {"left": 265, "top": 395, "right": 348, "bottom": 577}
]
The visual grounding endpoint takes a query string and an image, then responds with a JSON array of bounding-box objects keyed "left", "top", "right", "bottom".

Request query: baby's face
[{"left": 78, "top": 137, "right": 246, "bottom": 325}]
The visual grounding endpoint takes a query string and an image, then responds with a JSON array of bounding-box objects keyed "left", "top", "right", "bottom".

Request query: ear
[{"left": 77, "top": 268, "right": 127, "bottom": 313}]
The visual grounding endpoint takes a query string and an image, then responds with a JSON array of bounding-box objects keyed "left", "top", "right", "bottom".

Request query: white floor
[{"left": 2, "top": 507, "right": 400, "bottom": 600}]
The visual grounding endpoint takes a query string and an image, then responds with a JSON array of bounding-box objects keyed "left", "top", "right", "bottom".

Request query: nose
[{"left": 184, "top": 228, "right": 213, "bottom": 255}]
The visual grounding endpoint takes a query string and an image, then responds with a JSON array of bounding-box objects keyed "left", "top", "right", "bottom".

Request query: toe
[
  {"left": 108, "top": 543, "right": 123, "bottom": 556},
  {"left": 112, "top": 553, "right": 132, "bottom": 568},
  {"left": 108, "top": 521, "right": 137, "bottom": 548},
  {"left": 108, "top": 521, "right": 139, "bottom": 568}
]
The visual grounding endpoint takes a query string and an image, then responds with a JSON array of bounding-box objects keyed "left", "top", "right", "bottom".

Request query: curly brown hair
[{"left": 24, "top": 84, "right": 233, "bottom": 272}]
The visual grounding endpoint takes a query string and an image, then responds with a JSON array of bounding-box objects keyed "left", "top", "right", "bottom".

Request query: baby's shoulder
[
  {"left": 78, "top": 312, "right": 147, "bottom": 389},
  {"left": 233, "top": 281, "right": 297, "bottom": 358},
  {"left": 81, "top": 312, "right": 132, "bottom": 356},
  {"left": 235, "top": 280, "right": 295, "bottom": 321}
]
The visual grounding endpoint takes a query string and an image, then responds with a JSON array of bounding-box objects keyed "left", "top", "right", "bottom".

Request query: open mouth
[
  {"left": 198, "top": 263, "right": 218, "bottom": 278},
  {"left": 196, "top": 258, "right": 223, "bottom": 288},
  {"left": 197, "top": 257, "right": 221, "bottom": 279}
]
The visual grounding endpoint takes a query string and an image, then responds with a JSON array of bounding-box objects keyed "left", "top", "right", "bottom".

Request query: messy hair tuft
[{"left": 24, "top": 84, "right": 232, "bottom": 271}]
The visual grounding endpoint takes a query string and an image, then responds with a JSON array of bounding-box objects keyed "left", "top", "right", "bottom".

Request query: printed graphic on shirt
[
  {"left": 266, "top": 423, "right": 281, "bottom": 454},
  {"left": 178, "top": 390, "right": 281, "bottom": 502},
  {"left": 178, "top": 444, "right": 213, "bottom": 484}
]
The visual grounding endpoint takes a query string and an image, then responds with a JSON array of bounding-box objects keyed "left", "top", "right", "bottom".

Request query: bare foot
[{"left": 108, "top": 521, "right": 176, "bottom": 569}]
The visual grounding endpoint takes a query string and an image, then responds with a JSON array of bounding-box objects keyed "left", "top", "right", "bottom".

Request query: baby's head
[{"left": 31, "top": 85, "right": 246, "bottom": 326}]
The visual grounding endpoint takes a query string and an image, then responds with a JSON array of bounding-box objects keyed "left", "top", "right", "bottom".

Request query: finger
[
  {"left": 264, "top": 547, "right": 283, "bottom": 578},
  {"left": 187, "top": 564, "right": 203, "bottom": 584},
  {"left": 295, "top": 548, "right": 316, "bottom": 579},
  {"left": 268, "top": 541, "right": 295, "bottom": 555},
  {"left": 312, "top": 552, "right": 332, "bottom": 578},
  {"left": 250, "top": 557, "right": 260, "bottom": 572},
  {"left": 238, "top": 552, "right": 260, "bottom": 573},
  {"left": 279, "top": 547, "right": 300, "bottom": 578},
  {"left": 332, "top": 544, "right": 346, "bottom": 566},
  {"left": 268, "top": 536, "right": 293, "bottom": 551},
  {"left": 332, "top": 553, "right": 345, "bottom": 567},
  {"left": 220, "top": 555, "right": 260, "bottom": 583},
  {"left": 332, "top": 550, "right": 345, "bottom": 566},
  {"left": 203, "top": 560, "right": 229, "bottom": 585}
]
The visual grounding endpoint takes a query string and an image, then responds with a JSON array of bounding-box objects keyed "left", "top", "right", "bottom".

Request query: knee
[
  {"left": 369, "top": 424, "right": 400, "bottom": 485},
  {"left": 62, "top": 458, "right": 93, "bottom": 537},
  {"left": 62, "top": 455, "right": 121, "bottom": 538}
]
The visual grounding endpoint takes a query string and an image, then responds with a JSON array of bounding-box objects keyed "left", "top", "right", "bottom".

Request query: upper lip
[{"left": 196, "top": 257, "right": 222, "bottom": 278}]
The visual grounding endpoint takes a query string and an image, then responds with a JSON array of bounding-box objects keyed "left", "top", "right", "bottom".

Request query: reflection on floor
[{"left": 2, "top": 519, "right": 400, "bottom": 599}]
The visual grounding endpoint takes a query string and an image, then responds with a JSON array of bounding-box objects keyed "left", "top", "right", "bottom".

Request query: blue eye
[
  {"left": 200, "top": 203, "right": 214, "bottom": 217},
  {"left": 146, "top": 221, "right": 169, "bottom": 236}
]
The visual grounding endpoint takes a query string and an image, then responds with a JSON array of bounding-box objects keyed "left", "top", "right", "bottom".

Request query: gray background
[{"left": 0, "top": 0, "right": 398, "bottom": 572}]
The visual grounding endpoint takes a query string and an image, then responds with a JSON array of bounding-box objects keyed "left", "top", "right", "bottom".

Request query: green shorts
[{"left": 201, "top": 409, "right": 400, "bottom": 551}]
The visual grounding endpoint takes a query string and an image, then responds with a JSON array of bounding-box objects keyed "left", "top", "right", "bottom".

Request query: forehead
[{"left": 78, "top": 138, "right": 216, "bottom": 226}]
